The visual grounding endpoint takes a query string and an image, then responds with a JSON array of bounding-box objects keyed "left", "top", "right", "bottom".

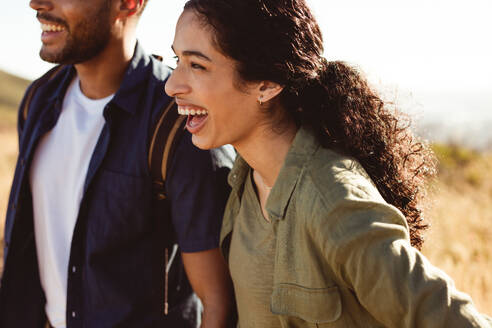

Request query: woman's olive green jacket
[{"left": 221, "top": 127, "right": 492, "bottom": 328}]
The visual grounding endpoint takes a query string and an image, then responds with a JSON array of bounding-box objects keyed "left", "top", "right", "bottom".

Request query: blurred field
[
  {"left": 0, "top": 124, "right": 18, "bottom": 272},
  {"left": 0, "top": 68, "right": 490, "bottom": 315},
  {"left": 0, "top": 70, "right": 30, "bottom": 111},
  {"left": 423, "top": 145, "right": 492, "bottom": 313}
]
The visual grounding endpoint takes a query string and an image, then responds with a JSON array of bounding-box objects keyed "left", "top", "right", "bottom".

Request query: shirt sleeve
[
  {"left": 165, "top": 131, "right": 234, "bottom": 253},
  {"left": 322, "top": 198, "right": 492, "bottom": 327}
]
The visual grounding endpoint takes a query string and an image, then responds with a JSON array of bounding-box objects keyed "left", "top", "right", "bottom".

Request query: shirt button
[
  {"left": 72, "top": 311, "right": 77, "bottom": 318},
  {"left": 72, "top": 266, "right": 77, "bottom": 273}
]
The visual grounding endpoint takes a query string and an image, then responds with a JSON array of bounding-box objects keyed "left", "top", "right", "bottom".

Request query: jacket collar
[
  {"left": 227, "top": 126, "right": 320, "bottom": 221},
  {"left": 45, "top": 66, "right": 76, "bottom": 103},
  {"left": 110, "top": 41, "right": 152, "bottom": 115}
]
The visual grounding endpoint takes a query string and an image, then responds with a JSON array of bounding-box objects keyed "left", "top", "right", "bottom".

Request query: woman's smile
[{"left": 177, "top": 103, "right": 210, "bottom": 134}]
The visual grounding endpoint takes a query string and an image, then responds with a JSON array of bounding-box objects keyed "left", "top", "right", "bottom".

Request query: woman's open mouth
[{"left": 178, "top": 105, "right": 209, "bottom": 134}]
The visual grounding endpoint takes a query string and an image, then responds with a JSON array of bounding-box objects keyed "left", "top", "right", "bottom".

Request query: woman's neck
[{"left": 235, "top": 122, "right": 298, "bottom": 188}]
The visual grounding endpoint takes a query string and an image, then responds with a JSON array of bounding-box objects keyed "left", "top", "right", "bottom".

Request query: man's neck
[{"left": 74, "top": 37, "right": 136, "bottom": 100}]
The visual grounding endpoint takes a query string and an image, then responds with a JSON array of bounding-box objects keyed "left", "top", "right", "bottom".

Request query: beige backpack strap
[
  {"left": 148, "top": 98, "right": 186, "bottom": 315},
  {"left": 148, "top": 99, "right": 186, "bottom": 199}
]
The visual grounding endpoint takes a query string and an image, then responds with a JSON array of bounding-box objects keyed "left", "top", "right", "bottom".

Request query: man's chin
[
  {"left": 39, "top": 42, "right": 107, "bottom": 65},
  {"left": 39, "top": 48, "right": 66, "bottom": 64}
]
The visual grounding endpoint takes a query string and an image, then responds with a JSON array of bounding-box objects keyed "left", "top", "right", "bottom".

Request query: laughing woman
[{"left": 165, "top": 0, "right": 492, "bottom": 327}]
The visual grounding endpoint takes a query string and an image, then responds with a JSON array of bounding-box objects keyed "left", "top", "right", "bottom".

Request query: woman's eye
[
  {"left": 191, "top": 62, "right": 206, "bottom": 70},
  {"left": 172, "top": 56, "right": 205, "bottom": 70}
]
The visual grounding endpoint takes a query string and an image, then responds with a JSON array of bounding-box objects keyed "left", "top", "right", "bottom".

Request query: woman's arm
[{"left": 322, "top": 199, "right": 492, "bottom": 327}]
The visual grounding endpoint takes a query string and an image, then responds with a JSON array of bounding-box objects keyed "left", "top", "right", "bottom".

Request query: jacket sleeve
[
  {"left": 17, "top": 81, "right": 36, "bottom": 145},
  {"left": 321, "top": 197, "right": 492, "bottom": 328}
]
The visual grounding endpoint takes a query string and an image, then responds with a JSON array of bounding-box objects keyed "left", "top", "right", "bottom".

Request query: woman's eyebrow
[{"left": 171, "top": 45, "right": 212, "bottom": 62}]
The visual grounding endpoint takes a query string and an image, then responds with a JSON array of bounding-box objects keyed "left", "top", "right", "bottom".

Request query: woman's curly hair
[{"left": 185, "top": 0, "right": 436, "bottom": 249}]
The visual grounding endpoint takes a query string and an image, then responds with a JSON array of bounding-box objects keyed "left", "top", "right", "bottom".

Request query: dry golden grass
[
  {"left": 0, "top": 128, "right": 490, "bottom": 314},
  {"left": 422, "top": 147, "right": 492, "bottom": 314}
]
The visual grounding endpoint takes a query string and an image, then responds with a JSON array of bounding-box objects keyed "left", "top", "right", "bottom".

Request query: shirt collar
[
  {"left": 228, "top": 126, "right": 320, "bottom": 221},
  {"left": 228, "top": 155, "right": 250, "bottom": 189}
]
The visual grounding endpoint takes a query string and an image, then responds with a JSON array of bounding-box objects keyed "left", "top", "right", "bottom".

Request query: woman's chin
[
  {"left": 191, "top": 134, "right": 214, "bottom": 150},
  {"left": 191, "top": 134, "right": 231, "bottom": 150}
]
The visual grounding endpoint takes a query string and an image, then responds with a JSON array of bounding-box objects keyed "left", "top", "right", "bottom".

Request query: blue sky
[{"left": 1, "top": 0, "right": 491, "bottom": 134}]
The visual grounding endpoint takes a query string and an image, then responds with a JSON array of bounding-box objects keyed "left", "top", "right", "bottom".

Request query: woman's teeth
[
  {"left": 41, "top": 23, "right": 65, "bottom": 32},
  {"left": 178, "top": 106, "right": 208, "bottom": 116}
]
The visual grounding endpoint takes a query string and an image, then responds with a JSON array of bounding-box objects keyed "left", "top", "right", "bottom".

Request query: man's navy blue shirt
[{"left": 0, "top": 43, "right": 233, "bottom": 328}]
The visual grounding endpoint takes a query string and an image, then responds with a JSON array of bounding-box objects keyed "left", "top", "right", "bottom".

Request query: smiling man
[{"left": 0, "top": 0, "right": 234, "bottom": 327}]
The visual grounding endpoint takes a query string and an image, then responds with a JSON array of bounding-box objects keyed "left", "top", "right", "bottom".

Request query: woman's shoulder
[
  {"left": 299, "top": 147, "right": 407, "bottom": 224},
  {"left": 297, "top": 147, "right": 410, "bottom": 245},
  {"left": 303, "top": 147, "right": 385, "bottom": 205}
]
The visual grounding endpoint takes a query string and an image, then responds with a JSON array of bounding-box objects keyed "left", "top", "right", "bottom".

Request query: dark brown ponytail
[{"left": 290, "top": 60, "right": 436, "bottom": 248}]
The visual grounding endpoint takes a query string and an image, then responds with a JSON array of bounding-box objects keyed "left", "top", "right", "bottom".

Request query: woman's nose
[{"left": 165, "top": 68, "right": 190, "bottom": 97}]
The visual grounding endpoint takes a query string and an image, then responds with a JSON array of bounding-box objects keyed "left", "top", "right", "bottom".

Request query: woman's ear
[{"left": 257, "top": 81, "right": 284, "bottom": 104}]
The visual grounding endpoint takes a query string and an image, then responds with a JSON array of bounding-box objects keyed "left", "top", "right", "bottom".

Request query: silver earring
[{"left": 258, "top": 95, "right": 263, "bottom": 105}]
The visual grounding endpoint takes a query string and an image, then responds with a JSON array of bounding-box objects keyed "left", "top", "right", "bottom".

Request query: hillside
[
  {"left": 0, "top": 69, "right": 31, "bottom": 109},
  {"left": 0, "top": 69, "right": 31, "bottom": 129}
]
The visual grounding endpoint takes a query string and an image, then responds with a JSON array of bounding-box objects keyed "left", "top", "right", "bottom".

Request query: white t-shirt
[{"left": 30, "top": 77, "right": 113, "bottom": 328}]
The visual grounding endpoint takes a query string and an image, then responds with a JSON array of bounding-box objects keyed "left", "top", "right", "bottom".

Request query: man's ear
[
  {"left": 257, "top": 81, "right": 284, "bottom": 104},
  {"left": 118, "top": 0, "right": 143, "bottom": 18}
]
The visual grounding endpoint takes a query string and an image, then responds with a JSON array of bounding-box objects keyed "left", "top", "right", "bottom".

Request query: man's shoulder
[
  {"left": 35, "top": 64, "right": 71, "bottom": 82},
  {"left": 27, "top": 65, "right": 72, "bottom": 97},
  {"left": 18, "top": 65, "right": 73, "bottom": 124},
  {"left": 147, "top": 54, "right": 173, "bottom": 83}
]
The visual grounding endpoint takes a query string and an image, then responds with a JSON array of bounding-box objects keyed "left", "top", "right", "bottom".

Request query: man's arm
[{"left": 182, "top": 249, "right": 235, "bottom": 328}]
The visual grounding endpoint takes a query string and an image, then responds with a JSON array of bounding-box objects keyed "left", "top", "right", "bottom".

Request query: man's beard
[{"left": 39, "top": 1, "right": 112, "bottom": 65}]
